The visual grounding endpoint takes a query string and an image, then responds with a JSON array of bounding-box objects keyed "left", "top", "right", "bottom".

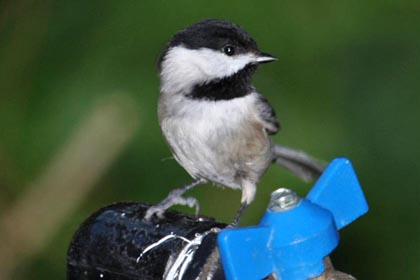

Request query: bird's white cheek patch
[
  {"left": 199, "top": 50, "right": 254, "bottom": 79},
  {"left": 160, "top": 46, "right": 256, "bottom": 94}
]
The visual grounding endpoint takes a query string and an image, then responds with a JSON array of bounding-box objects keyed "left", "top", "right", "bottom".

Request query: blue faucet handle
[
  {"left": 307, "top": 157, "right": 369, "bottom": 230},
  {"left": 218, "top": 157, "right": 369, "bottom": 280},
  {"left": 218, "top": 226, "right": 272, "bottom": 280}
]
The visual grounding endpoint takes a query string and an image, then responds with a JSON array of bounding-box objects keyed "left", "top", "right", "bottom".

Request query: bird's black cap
[
  {"left": 158, "top": 19, "right": 263, "bottom": 69},
  {"left": 168, "top": 19, "right": 258, "bottom": 53}
]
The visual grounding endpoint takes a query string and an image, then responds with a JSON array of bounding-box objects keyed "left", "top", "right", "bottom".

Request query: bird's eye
[{"left": 223, "top": 45, "right": 235, "bottom": 56}]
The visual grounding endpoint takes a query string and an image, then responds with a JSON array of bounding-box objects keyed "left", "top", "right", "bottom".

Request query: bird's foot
[
  {"left": 144, "top": 192, "right": 200, "bottom": 220},
  {"left": 144, "top": 179, "right": 205, "bottom": 221}
]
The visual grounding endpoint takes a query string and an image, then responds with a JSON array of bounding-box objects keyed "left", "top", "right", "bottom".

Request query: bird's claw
[
  {"left": 184, "top": 196, "right": 200, "bottom": 216},
  {"left": 144, "top": 195, "right": 201, "bottom": 221}
]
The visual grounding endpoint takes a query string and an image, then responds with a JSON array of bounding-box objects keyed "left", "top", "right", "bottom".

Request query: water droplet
[{"left": 210, "top": 227, "right": 221, "bottom": 233}]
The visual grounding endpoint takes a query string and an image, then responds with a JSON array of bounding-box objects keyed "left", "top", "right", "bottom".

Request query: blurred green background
[{"left": 1, "top": 0, "right": 419, "bottom": 279}]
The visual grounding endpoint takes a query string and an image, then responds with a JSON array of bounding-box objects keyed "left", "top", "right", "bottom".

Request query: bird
[{"left": 145, "top": 19, "right": 325, "bottom": 226}]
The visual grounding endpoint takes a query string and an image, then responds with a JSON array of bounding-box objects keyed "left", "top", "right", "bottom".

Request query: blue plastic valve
[{"left": 218, "top": 157, "right": 368, "bottom": 280}]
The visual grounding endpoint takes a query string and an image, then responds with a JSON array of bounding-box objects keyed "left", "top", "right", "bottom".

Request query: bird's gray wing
[
  {"left": 255, "top": 94, "right": 326, "bottom": 181},
  {"left": 255, "top": 94, "right": 280, "bottom": 135}
]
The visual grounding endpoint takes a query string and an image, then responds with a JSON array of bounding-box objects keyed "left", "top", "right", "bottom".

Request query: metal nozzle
[{"left": 268, "top": 188, "right": 300, "bottom": 212}]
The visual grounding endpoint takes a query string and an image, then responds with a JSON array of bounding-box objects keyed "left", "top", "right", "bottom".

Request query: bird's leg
[
  {"left": 144, "top": 178, "right": 206, "bottom": 221},
  {"left": 229, "top": 181, "right": 256, "bottom": 227},
  {"left": 230, "top": 202, "right": 249, "bottom": 228}
]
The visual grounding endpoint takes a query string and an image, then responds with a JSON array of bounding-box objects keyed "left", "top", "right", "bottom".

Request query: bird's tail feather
[{"left": 272, "top": 144, "right": 326, "bottom": 182}]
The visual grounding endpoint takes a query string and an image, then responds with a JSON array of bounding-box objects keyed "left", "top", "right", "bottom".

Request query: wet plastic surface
[{"left": 67, "top": 202, "right": 227, "bottom": 280}]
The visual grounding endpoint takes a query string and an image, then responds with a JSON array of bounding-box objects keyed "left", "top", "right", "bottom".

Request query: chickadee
[{"left": 145, "top": 19, "right": 324, "bottom": 225}]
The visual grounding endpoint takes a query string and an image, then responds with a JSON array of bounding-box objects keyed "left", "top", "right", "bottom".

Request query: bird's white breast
[
  {"left": 158, "top": 92, "right": 271, "bottom": 188},
  {"left": 159, "top": 93, "right": 257, "bottom": 146}
]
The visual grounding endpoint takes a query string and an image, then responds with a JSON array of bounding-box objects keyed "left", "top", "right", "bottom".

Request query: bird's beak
[{"left": 255, "top": 52, "right": 277, "bottom": 64}]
